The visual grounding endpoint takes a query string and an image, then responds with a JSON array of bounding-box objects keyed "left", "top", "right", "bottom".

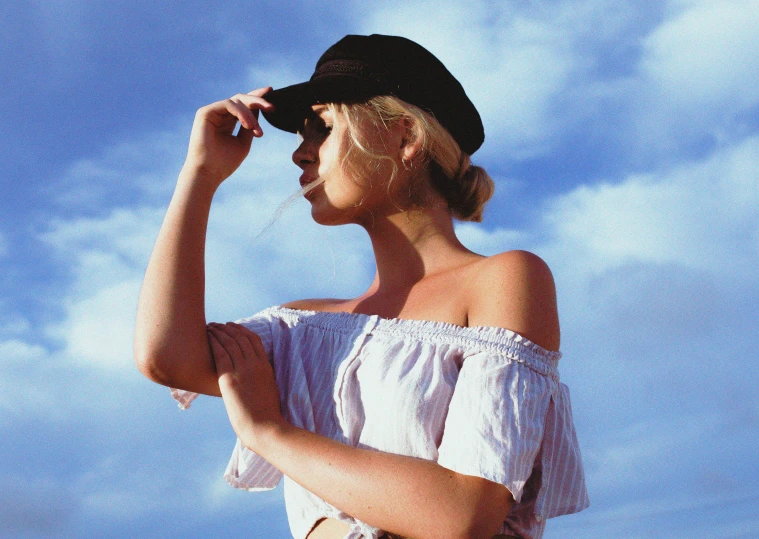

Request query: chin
[
  {"left": 309, "top": 200, "right": 364, "bottom": 227},
  {"left": 310, "top": 206, "right": 349, "bottom": 226}
]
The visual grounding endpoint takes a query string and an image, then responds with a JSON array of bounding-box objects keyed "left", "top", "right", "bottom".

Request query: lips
[{"left": 299, "top": 173, "right": 317, "bottom": 188}]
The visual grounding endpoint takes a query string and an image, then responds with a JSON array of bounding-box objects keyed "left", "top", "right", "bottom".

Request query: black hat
[{"left": 262, "top": 34, "right": 485, "bottom": 155}]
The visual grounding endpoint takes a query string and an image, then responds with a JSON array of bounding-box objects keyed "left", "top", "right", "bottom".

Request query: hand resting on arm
[{"left": 208, "top": 321, "right": 514, "bottom": 539}]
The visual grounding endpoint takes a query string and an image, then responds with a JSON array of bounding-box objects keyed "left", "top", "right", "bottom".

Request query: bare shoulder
[
  {"left": 467, "top": 250, "right": 560, "bottom": 351},
  {"left": 280, "top": 298, "right": 346, "bottom": 312}
]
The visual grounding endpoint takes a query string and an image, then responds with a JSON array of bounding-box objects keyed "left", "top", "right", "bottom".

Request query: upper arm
[{"left": 467, "top": 250, "right": 560, "bottom": 351}]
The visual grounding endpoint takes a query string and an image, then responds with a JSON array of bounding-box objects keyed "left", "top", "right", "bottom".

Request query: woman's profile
[{"left": 135, "top": 34, "right": 589, "bottom": 539}]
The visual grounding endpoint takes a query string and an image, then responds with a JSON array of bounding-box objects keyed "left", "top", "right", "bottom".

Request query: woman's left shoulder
[{"left": 467, "top": 250, "right": 560, "bottom": 351}]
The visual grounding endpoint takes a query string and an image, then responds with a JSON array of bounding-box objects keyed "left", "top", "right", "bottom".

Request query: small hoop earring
[{"left": 402, "top": 158, "right": 413, "bottom": 171}]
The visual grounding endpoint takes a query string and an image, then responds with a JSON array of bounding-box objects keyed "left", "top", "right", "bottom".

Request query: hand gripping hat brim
[{"left": 262, "top": 34, "right": 485, "bottom": 155}]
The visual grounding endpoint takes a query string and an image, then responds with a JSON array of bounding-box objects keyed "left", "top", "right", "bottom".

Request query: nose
[{"left": 292, "top": 135, "right": 317, "bottom": 168}]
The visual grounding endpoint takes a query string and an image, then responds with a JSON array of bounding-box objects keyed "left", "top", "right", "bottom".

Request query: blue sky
[{"left": 1, "top": 1, "right": 758, "bottom": 537}]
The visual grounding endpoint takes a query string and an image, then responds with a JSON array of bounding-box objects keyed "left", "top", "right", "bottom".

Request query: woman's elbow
[
  {"left": 446, "top": 516, "right": 509, "bottom": 539},
  {"left": 446, "top": 480, "right": 513, "bottom": 539},
  {"left": 434, "top": 522, "right": 503, "bottom": 539},
  {"left": 133, "top": 334, "right": 173, "bottom": 386},
  {"left": 134, "top": 347, "right": 168, "bottom": 385}
]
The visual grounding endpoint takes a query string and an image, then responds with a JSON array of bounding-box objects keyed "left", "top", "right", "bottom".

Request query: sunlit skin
[
  {"left": 293, "top": 105, "right": 416, "bottom": 227},
  {"left": 135, "top": 86, "right": 559, "bottom": 539}
]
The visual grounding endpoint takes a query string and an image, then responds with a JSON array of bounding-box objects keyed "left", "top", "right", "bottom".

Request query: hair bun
[
  {"left": 336, "top": 95, "right": 494, "bottom": 222},
  {"left": 444, "top": 159, "right": 495, "bottom": 222}
]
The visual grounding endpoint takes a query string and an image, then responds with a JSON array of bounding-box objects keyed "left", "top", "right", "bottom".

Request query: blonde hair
[{"left": 327, "top": 96, "right": 494, "bottom": 222}]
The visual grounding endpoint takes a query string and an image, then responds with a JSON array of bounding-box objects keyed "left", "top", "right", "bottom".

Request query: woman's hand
[
  {"left": 183, "top": 87, "right": 275, "bottom": 187},
  {"left": 207, "top": 322, "right": 285, "bottom": 449}
]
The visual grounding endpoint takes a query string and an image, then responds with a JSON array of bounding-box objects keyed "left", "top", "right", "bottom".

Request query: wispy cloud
[
  {"left": 632, "top": 0, "right": 759, "bottom": 158},
  {"left": 544, "top": 135, "right": 759, "bottom": 276},
  {"left": 2, "top": 0, "right": 758, "bottom": 536}
]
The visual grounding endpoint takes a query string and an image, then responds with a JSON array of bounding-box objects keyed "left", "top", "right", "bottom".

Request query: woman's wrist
[
  {"left": 176, "top": 165, "right": 223, "bottom": 200},
  {"left": 242, "top": 419, "right": 295, "bottom": 458}
]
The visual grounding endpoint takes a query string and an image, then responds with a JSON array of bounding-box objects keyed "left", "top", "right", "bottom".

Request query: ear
[{"left": 399, "top": 117, "right": 423, "bottom": 162}]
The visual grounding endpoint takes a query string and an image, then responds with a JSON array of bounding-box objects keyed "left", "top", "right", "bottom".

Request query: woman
[{"left": 135, "top": 34, "right": 589, "bottom": 539}]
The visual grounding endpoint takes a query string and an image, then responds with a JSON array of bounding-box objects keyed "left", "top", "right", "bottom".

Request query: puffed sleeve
[
  {"left": 437, "top": 348, "right": 553, "bottom": 503},
  {"left": 437, "top": 340, "right": 589, "bottom": 518}
]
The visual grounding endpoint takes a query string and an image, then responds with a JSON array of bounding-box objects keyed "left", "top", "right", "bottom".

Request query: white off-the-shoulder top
[{"left": 171, "top": 306, "right": 589, "bottom": 539}]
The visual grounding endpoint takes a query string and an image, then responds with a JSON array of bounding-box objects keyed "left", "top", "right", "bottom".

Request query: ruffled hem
[
  {"left": 170, "top": 387, "right": 199, "bottom": 410},
  {"left": 224, "top": 472, "right": 278, "bottom": 492}
]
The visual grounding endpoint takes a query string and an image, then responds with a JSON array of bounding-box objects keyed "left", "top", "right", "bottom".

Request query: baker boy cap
[{"left": 262, "top": 34, "right": 485, "bottom": 155}]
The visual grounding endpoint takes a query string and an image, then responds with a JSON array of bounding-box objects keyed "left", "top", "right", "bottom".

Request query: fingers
[
  {"left": 247, "top": 329, "right": 268, "bottom": 364},
  {"left": 207, "top": 322, "right": 268, "bottom": 368},
  {"left": 227, "top": 96, "right": 258, "bottom": 133},
  {"left": 197, "top": 92, "right": 275, "bottom": 138},
  {"left": 238, "top": 88, "right": 275, "bottom": 138},
  {"left": 208, "top": 323, "right": 243, "bottom": 359},
  {"left": 228, "top": 94, "right": 274, "bottom": 136},
  {"left": 248, "top": 86, "right": 273, "bottom": 97},
  {"left": 235, "top": 123, "right": 256, "bottom": 147},
  {"left": 208, "top": 330, "right": 233, "bottom": 375}
]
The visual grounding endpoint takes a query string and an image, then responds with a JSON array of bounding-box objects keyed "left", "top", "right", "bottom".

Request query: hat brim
[{"left": 262, "top": 76, "right": 391, "bottom": 133}]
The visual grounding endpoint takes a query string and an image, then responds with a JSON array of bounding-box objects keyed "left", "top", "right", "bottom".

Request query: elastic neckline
[{"left": 266, "top": 306, "right": 562, "bottom": 364}]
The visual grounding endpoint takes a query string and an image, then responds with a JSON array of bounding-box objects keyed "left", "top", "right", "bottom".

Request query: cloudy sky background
[{"left": 1, "top": 0, "right": 758, "bottom": 537}]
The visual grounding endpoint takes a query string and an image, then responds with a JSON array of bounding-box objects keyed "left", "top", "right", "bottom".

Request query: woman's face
[{"left": 292, "top": 104, "right": 405, "bottom": 226}]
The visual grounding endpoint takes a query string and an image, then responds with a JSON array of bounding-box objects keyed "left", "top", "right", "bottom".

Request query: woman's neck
[{"left": 361, "top": 205, "right": 478, "bottom": 294}]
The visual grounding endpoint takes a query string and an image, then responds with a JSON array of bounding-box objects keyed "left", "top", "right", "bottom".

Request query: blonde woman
[{"left": 135, "top": 34, "right": 589, "bottom": 539}]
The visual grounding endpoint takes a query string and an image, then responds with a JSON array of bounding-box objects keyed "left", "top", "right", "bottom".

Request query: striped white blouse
[{"left": 172, "top": 306, "right": 589, "bottom": 539}]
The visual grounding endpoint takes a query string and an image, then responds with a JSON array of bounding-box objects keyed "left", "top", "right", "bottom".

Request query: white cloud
[
  {"left": 542, "top": 135, "right": 759, "bottom": 277},
  {"left": 43, "top": 206, "right": 165, "bottom": 296},
  {"left": 40, "top": 206, "right": 166, "bottom": 371},
  {"left": 0, "top": 339, "right": 53, "bottom": 421},
  {"left": 0, "top": 339, "right": 46, "bottom": 363},
  {"left": 630, "top": 0, "right": 759, "bottom": 156},
  {"left": 642, "top": 0, "right": 759, "bottom": 111},
  {"left": 52, "top": 279, "right": 143, "bottom": 370},
  {"left": 49, "top": 129, "right": 189, "bottom": 210},
  {"left": 454, "top": 222, "right": 526, "bottom": 255},
  {"left": 0, "top": 338, "right": 62, "bottom": 421}
]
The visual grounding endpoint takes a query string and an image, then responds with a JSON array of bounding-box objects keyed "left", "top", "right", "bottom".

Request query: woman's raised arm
[{"left": 133, "top": 88, "right": 274, "bottom": 395}]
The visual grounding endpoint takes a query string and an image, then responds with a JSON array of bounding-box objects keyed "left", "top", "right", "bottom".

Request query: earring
[{"left": 402, "top": 158, "right": 413, "bottom": 171}]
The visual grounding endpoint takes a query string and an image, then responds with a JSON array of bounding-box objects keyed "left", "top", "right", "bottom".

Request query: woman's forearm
[
  {"left": 134, "top": 169, "right": 220, "bottom": 395},
  {"left": 255, "top": 424, "right": 512, "bottom": 539},
  {"left": 134, "top": 89, "right": 273, "bottom": 394}
]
